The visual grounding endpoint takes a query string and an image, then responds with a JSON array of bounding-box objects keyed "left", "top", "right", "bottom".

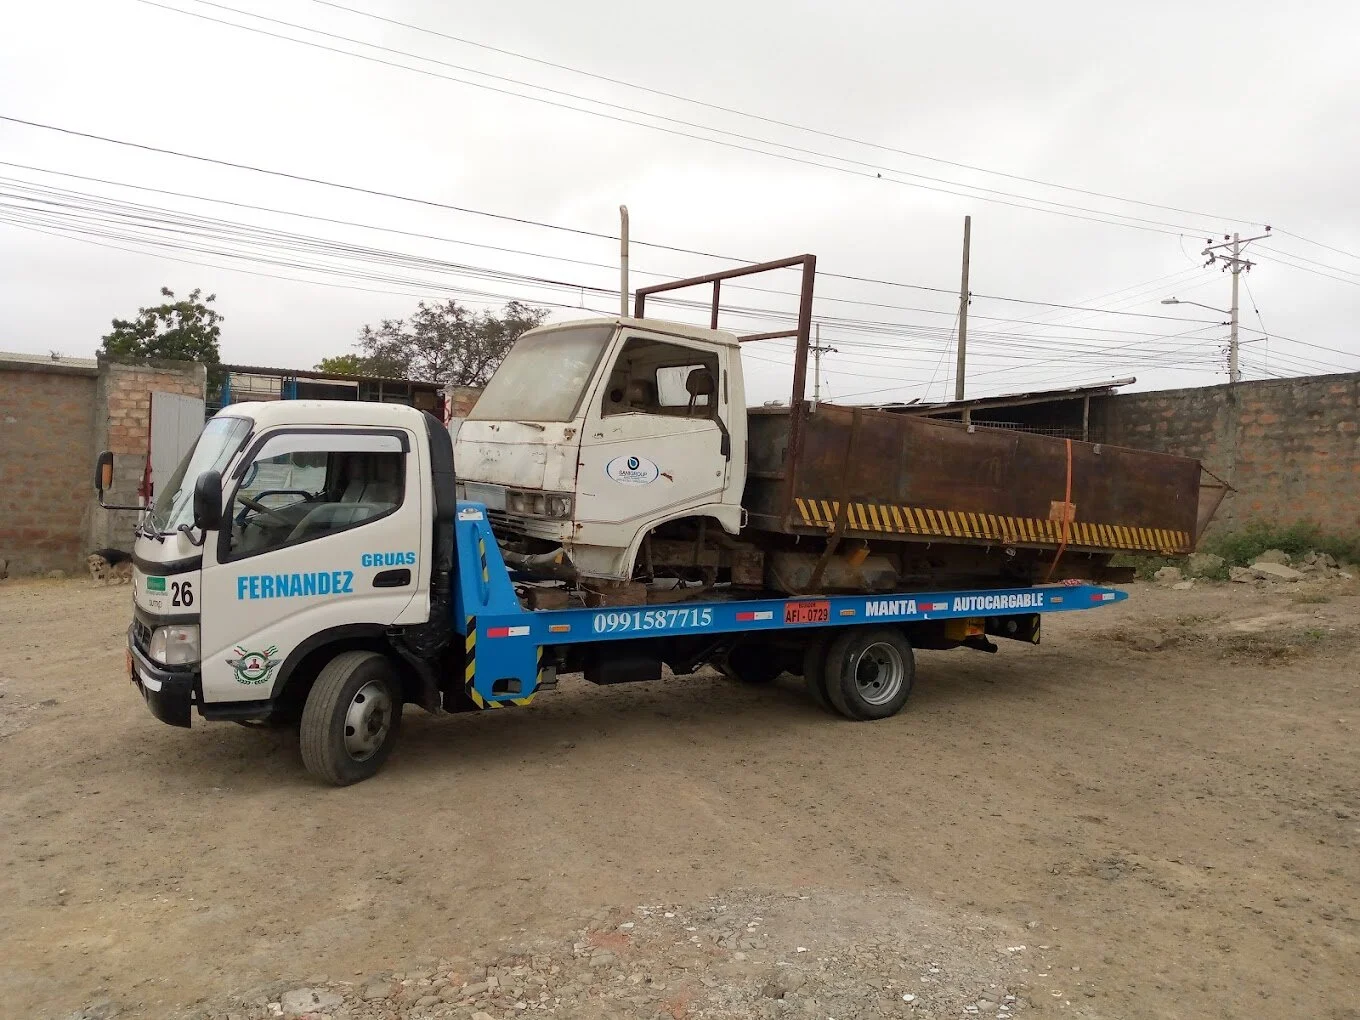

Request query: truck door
[
  {"left": 198, "top": 428, "right": 423, "bottom": 705},
  {"left": 576, "top": 334, "right": 730, "bottom": 546}
]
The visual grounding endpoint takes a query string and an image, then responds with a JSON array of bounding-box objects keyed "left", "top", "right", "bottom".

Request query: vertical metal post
[
  {"left": 788, "top": 256, "right": 817, "bottom": 411},
  {"left": 710, "top": 280, "right": 721, "bottom": 330},
  {"left": 1228, "top": 231, "right": 1241, "bottom": 384},
  {"left": 1082, "top": 394, "right": 1090, "bottom": 441},
  {"left": 619, "top": 205, "right": 630, "bottom": 319},
  {"left": 955, "top": 215, "right": 971, "bottom": 401},
  {"left": 812, "top": 323, "right": 822, "bottom": 410}
]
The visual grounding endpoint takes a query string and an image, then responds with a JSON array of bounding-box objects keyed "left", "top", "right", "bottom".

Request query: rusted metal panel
[
  {"left": 632, "top": 250, "right": 1208, "bottom": 556},
  {"left": 745, "top": 404, "right": 1200, "bottom": 554}
]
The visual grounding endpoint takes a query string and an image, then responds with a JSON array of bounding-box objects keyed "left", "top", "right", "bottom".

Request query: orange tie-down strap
[
  {"left": 792, "top": 494, "right": 1190, "bottom": 554},
  {"left": 1044, "top": 438, "right": 1075, "bottom": 582}
]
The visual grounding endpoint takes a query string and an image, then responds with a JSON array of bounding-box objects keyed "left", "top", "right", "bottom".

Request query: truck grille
[{"left": 132, "top": 617, "right": 153, "bottom": 653}]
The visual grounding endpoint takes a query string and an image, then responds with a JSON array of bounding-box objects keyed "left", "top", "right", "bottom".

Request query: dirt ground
[{"left": 1, "top": 574, "right": 1357, "bottom": 1020}]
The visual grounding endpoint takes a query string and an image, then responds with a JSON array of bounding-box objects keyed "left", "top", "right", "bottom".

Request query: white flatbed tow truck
[{"left": 99, "top": 400, "right": 1127, "bottom": 785}]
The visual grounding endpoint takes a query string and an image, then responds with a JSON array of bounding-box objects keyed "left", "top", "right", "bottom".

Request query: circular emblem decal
[
  {"left": 226, "top": 645, "right": 282, "bottom": 685},
  {"left": 605, "top": 454, "right": 661, "bottom": 486}
]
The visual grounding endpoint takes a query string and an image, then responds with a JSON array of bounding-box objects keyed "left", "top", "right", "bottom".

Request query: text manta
[{"left": 863, "top": 591, "right": 1045, "bottom": 617}]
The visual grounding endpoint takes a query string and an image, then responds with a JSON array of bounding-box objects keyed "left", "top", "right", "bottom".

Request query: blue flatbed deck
[{"left": 451, "top": 503, "right": 1128, "bottom": 709}]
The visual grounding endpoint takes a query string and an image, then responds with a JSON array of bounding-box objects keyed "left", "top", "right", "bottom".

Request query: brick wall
[
  {"left": 0, "top": 356, "right": 205, "bottom": 575},
  {"left": 1093, "top": 371, "right": 1360, "bottom": 537},
  {"left": 0, "top": 363, "right": 98, "bottom": 574}
]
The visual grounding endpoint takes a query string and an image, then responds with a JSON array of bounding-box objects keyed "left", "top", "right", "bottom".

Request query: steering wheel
[{"left": 237, "top": 494, "right": 291, "bottom": 521}]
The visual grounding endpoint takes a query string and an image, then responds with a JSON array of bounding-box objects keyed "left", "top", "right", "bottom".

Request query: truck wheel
[
  {"left": 823, "top": 628, "right": 915, "bottom": 721},
  {"left": 802, "top": 635, "right": 833, "bottom": 711},
  {"left": 721, "top": 644, "right": 783, "bottom": 685},
  {"left": 300, "top": 650, "right": 404, "bottom": 785}
]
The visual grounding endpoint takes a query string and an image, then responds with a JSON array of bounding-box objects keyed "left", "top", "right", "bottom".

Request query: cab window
[
  {"left": 224, "top": 432, "right": 405, "bottom": 558},
  {"left": 601, "top": 337, "right": 719, "bottom": 419}
]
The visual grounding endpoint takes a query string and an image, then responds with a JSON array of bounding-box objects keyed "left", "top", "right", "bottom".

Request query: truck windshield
[
  {"left": 148, "top": 416, "right": 252, "bottom": 534},
  {"left": 468, "top": 324, "right": 614, "bottom": 422}
]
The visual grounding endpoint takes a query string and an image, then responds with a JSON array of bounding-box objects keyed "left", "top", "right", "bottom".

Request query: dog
[{"left": 87, "top": 548, "right": 134, "bottom": 584}]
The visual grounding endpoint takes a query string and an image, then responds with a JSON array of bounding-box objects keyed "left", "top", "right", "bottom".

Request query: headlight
[
  {"left": 505, "top": 488, "right": 573, "bottom": 519},
  {"left": 149, "top": 624, "right": 200, "bottom": 665}
]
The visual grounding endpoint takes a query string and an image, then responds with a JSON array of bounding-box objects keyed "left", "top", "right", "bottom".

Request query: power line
[
  {"left": 12, "top": 168, "right": 1357, "bottom": 383},
  {"left": 14, "top": 172, "right": 1349, "bottom": 382},
  {"left": 1251, "top": 251, "right": 1360, "bottom": 288},
  {"left": 0, "top": 125, "right": 1232, "bottom": 323},
  {"left": 835, "top": 324, "right": 1233, "bottom": 400},
  {"left": 298, "top": 0, "right": 1268, "bottom": 229},
  {"left": 0, "top": 164, "right": 1219, "bottom": 333},
  {"left": 8, "top": 207, "right": 1336, "bottom": 392},
  {"left": 1251, "top": 242, "right": 1360, "bottom": 281},
  {"left": 1273, "top": 229, "right": 1360, "bottom": 264},
  {"left": 128, "top": 0, "right": 1229, "bottom": 237}
]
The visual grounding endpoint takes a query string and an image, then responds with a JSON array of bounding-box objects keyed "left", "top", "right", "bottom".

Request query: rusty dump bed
[
  {"left": 633, "top": 254, "right": 1222, "bottom": 560},
  {"left": 745, "top": 404, "right": 1205, "bottom": 555}
]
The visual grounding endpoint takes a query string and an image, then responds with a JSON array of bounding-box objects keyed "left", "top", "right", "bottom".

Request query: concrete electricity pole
[
  {"left": 955, "top": 215, "right": 972, "bottom": 401},
  {"left": 1201, "top": 229, "right": 1271, "bottom": 384},
  {"left": 810, "top": 323, "right": 838, "bottom": 410}
]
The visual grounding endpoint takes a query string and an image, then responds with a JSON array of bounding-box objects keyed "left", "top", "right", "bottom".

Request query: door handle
[{"left": 372, "top": 568, "right": 411, "bottom": 588}]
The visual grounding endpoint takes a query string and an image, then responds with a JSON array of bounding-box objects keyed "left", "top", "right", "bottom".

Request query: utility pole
[
  {"left": 1201, "top": 228, "right": 1270, "bottom": 384},
  {"left": 619, "top": 205, "right": 630, "bottom": 318},
  {"left": 810, "top": 322, "right": 838, "bottom": 410},
  {"left": 955, "top": 215, "right": 971, "bottom": 401},
  {"left": 1229, "top": 233, "right": 1240, "bottom": 384}
]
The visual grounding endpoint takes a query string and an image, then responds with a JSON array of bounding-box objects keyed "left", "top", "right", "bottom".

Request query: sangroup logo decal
[
  {"left": 227, "top": 645, "right": 282, "bottom": 685},
  {"left": 605, "top": 454, "right": 660, "bottom": 486}
]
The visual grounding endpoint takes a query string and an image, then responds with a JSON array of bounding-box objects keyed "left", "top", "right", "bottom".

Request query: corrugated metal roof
[
  {"left": 866, "top": 377, "right": 1137, "bottom": 414},
  {"left": 0, "top": 350, "right": 98, "bottom": 370},
  {"left": 222, "top": 363, "right": 441, "bottom": 386}
]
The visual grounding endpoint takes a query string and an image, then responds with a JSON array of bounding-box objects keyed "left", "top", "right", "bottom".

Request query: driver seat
[{"left": 685, "top": 367, "right": 716, "bottom": 416}]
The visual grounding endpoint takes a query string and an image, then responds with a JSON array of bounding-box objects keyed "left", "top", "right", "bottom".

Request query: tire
[
  {"left": 300, "top": 650, "right": 404, "bottom": 785},
  {"left": 802, "top": 634, "right": 834, "bottom": 712},
  {"left": 823, "top": 627, "right": 915, "bottom": 721},
  {"left": 721, "top": 643, "right": 783, "bottom": 685}
]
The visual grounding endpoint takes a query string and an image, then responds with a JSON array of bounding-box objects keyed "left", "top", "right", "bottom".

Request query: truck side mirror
[
  {"left": 94, "top": 451, "right": 113, "bottom": 496},
  {"left": 193, "top": 470, "right": 223, "bottom": 531}
]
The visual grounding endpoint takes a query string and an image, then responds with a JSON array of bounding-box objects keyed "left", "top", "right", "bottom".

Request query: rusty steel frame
[{"left": 633, "top": 253, "right": 819, "bottom": 528}]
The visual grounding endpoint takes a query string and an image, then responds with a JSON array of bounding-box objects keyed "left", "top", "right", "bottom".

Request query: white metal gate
[{"left": 149, "top": 391, "right": 206, "bottom": 498}]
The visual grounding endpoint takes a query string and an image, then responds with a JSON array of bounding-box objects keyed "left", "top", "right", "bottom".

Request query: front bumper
[{"left": 127, "top": 626, "right": 197, "bottom": 728}]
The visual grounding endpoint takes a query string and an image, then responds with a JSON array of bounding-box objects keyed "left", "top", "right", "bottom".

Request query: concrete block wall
[
  {"left": 89, "top": 359, "right": 207, "bottom": 554},
  {"left": 0, "top": 356, "right": 205, "bottom": 575},
  {"left": 1094, "top": 371, "right": 1360, "bottom": 538},
  {"left": 0, "top": 363, "right": 99, "bottom": 574}
]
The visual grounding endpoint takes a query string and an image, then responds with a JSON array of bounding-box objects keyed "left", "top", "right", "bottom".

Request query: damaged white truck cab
[{"left": 455, "top": 317, "right": 747, "bottom": 583}]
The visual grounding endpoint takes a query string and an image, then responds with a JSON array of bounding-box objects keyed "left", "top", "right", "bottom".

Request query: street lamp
[
  {"left": 1161, "top": 297, "right": 1238, "bottom": 382},
  {"left": 1160, "top": 297, "right": 1229, "bottom": 315}
]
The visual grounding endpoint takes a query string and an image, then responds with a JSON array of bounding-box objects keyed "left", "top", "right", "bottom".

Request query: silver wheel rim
[
  {"left": 851, "top": 642, "right": 905, "bottom": 706},
  {"left": 343, "top": 680, "right": 392, "bottom": 761}
]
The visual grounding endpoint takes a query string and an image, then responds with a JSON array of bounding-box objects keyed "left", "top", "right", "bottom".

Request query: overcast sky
[{"left": 3, "top": 0, "right": 1358, "bottom": 405}]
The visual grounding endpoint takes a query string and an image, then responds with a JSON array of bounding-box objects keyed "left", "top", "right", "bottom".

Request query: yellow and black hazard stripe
[
  {"left": 463, "top": 615, "right": 538, "bottom": 710},
  {"left": 793, "top": 497, "right": 1191, "bottom": 554},
  {"left": 476, "top": 535, "right": 490, "bottom": 584}
]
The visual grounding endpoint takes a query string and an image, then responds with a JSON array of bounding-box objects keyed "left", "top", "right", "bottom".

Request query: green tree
[
  {"left": 352, "top": 300, "right": 549, "bottom": 386},
  {"left": 314, "top": 354, "right": 370, "bottom": 376},
  {"left": 101, "top": 287, "right": 225, "bottom": 393}
]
